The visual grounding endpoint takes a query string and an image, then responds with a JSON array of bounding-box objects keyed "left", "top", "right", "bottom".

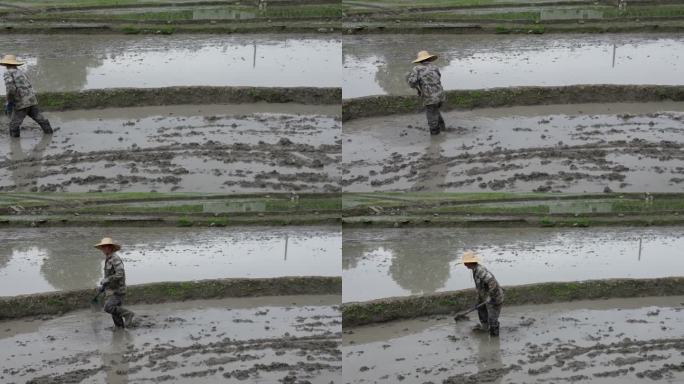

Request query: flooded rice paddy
[
  {"left": 343, "top": 226, "right": 684, "bottom": 303},
  {"left": 343, "top": 34, "right": 684, "bottom": 98},
  {"left": 0, "top": 225, "right": 340, "bottom": 296},
  {"left": 342, "top": 102, "right": 684, "bottom": 193},
  {"left": 344, "top": 296, "right": 684, "bottom": 383},
  {"left": 0, "top": 295, "right": 341, "bottom": 383},
  {"left": 0, "top": 34, "right": 341, "bottom": 93},
  {"left": 0, "top": 103, "right": 341, "bottom": 193}
]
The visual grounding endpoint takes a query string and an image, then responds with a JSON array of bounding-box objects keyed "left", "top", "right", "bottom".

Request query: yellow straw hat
[
  {"left": 456, "top": 251, "right": 481, "bottom": 264},
  {"left": 94, "top": 237, "right": 121, "bottom": 252},
  {"left": 0, "top": 55, "right": 24, "bottom": 66},
  {"left": 412, "top": 50, "right": 438, "bottom": 64}
]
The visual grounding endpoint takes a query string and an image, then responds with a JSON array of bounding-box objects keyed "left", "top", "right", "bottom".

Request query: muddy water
[
  {"left": 344, "top": 296, "right": 684, "bottom": 383},
  {"left": 342, "top": 102, "right": 684, "bottom": 192},
  {"left": 0, "top": 34, "right": 340, "bottom": 92},
  {"left": 343, "top": 34, "right": 684, "bottom": 98},
  {"left": 0, "top": 295, "right": 341, "bottom": 383},
  {"left": 0, "top": 103, "right": 341, "bottom": 193},
  {"left": 343, "top": 226, "right": 684, "bottom": 303},
  {"left": 0, "top": 226, "right": 340, "bottom": 296}
]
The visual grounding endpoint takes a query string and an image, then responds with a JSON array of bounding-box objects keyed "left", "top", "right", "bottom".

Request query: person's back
[
  {"left": 407, "top": 62, "right": 445, "bottom": 106},
  {"left": 4, "top": 66, "right": 37, "bottom": 110},
  {"left": 406, "top": 51, "right": 446, "bottom": 135}
]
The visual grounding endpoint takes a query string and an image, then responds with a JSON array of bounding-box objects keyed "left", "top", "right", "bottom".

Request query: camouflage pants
[
  {"left": 104, "top": 294, "right": 133, "bottom": 328},
  {"left": 478, "top": 302, "right": 502, "bottom": 336},
  {"left": 425, "top": 102, "right": 445, "bottom": 134},
  {"left": 9, "top": 105, "right": 52, "bottom": 137}
]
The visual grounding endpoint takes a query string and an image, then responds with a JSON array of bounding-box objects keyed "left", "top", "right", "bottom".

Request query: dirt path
[
  {"left": 0, "top": 295, "right": 341, "bottom": 383},
  {"left": 342, "top": 102, "right": 684, "bottom": 192},
  {"left": 344, "top": 295, "right": 684, "bottom": 383},
  {"left": 0, "top": 103, "right": 341, "bottom": 193}
]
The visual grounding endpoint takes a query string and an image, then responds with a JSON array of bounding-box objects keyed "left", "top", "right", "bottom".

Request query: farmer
[
  {"left": 0, "top": 54, "right": 53, "bottom": 138},
  {"left": 406, "top": 50, "right": 446, "bottom": 135},
  {"left": 457, "top": 251, "right": 504, "bottom": 337},
  {"left": 95, "top": 237, "right": 135, "bottom": 329}
]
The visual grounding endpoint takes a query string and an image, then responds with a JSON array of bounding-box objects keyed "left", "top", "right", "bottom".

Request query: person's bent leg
[
  {"left": 474, "top": 303, "right": 490, "bottom": 332},
  {"left": 425, "top": 104, "right": 441, "bottom": 135},
  {"left": 487, "top": 303, "right": 502, "bottom": 337},
  {"left": 104, "top": 295, "right": 125, "bottom": 328},
  {"left": 27, "top": 105, "right": 52, "bottom": 134},
  {"left": 8, "top": 108, "right": 27, "bottom": 138}
]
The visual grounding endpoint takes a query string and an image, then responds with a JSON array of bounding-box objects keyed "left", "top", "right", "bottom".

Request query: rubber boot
[
  {"left": 489, "top": 325, "right": 500, "bottom": 337},
  {"left": 9, "top": 129, "right": 19, "bottom": 138},
  {"left": 472, "top": 323, "right": 489, "bottom": 333},
  {"left": 40, "top": 121, "right": 53, "bottom": 135},
  {"left": 123, "top": 310, "right": 135, "bottom": 328}
]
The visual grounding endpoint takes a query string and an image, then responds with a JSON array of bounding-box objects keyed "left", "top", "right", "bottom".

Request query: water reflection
[
  {"left": 343, "top": 34, "right": 684, "bottom": 98},
  {"left": 0, "top": 34, "right": 340, "bottom": 93},
  {"left": 0, "top": 227, "right": 340, "bottom": 296},
  {"left": 8, "top": 134, "right": 52, "bottom": 192},
  {"left": 343, "top": 227, "right": 684, "bottom": 302}
]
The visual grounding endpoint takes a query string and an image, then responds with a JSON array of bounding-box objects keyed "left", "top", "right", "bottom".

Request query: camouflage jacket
[
  {"left": 472, "top": 264, "right": 504, "bottom": 305},
  {"left": 406, "top": 63, "right": 445, "bottom": 106},
  {"left": 103, "top": 253, "right": 126, "bottom": 296},
  {"left": 3, "top": 67, "right": 38, "bottom": 110}
]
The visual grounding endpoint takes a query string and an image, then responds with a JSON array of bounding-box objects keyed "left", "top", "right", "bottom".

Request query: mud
[
  {"left": 343, "top": 226, "right": 684, "bottom": 303},
  {"left": 0, "top": 34, "right": 340, "bottom": 92},
  {"left": 0, "top": 225, "right": 340, "bottom": 296},
  {"left": 0, "top": 275, "right": 341, "bottom": 320},
  {"left": 343, "top": 296, "right": 684, "bottom": 383},
  {"left": 342, "top": 102, "right": 684, "bottom": 192},
  {"left": 0, "top": 295, "right": 341, "bottom": 383},
  {"left": 0, "top": 103, "right": 341, "bottom": 193},
  {"left": 343, "top": 33, "right": 684, "bottom": 98}
]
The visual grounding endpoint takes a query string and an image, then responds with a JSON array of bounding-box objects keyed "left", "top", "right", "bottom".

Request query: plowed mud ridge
[
  {"left": 343, "top": 296, "right": 684, "bottom": 383},
  {"left": 0, "top": 104, "right": 341, "bottom": 193},
  {"left": 0, "top": 295, "right": 341, "bottom": 383},
  {"left": 342, "top": 102, "right": 684, "bottom": 192}
]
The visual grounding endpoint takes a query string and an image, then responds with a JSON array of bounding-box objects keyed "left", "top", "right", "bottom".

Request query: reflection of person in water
[
  {"left": 9, "top": 133, "right": 52, "bottom": 191},
  {"left": 40, "top": 236, "right": 102, "bottom": 292},
  {"left": 101, "top": 328, "right": 132, "bottom": 384},
  {"left": 476, "top": 333, "right": 504, "bottom": 384},
  {"left": 388, "top": 240, "right": 454, "bottom": 295},
  {"left": 413, "top": 132, "right": 449, "bottom": 191}
]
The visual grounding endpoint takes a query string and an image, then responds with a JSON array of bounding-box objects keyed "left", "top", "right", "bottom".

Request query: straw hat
[
  {"left": 0, "top": 55, "right": 24, "bottom": 66},
  {"left": 94, "top": 237, "right": 121, "bottom": 252},
  {"left": 412, "top": 50, "right": 437, "bottom": 64},
  {"left": 456, "top": 251, "right": 481, "bottom": 265}
]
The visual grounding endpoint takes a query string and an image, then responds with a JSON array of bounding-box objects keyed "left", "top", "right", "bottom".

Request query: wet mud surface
[
  {"left": 343, "top": 33, "right": 684, "bottom": 98},
  {"left": 0, "top": 295, "right": 341, "bottom": 383},
  {"left": 343, "top": 296, "right": 684, "bottom": 383},
  {"left": 0, "top": 103, "right": 341, "bottom": 193},
  {"left": 342, "top": 102, "right": 684, "bottom": 192},
  {"left": 0, "top": 34, "right": 340, "bottom": 93},
  {"left": 343, "top": 226, "right": 684, "bottom": 303},
  {"left": 0, "top": 225, "right": 340, "bottom": 296}
]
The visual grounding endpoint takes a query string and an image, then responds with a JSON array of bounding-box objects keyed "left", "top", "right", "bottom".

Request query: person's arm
[
  {"left": 406, "top": 67, "right": 420, "bottom": 89},
  {"left": 3, "top": 72, "right": 16, "bottom": 103},
  {"left": 485, "top": 274, "right": 501, "bottom": 303},
  {"left": 102, "top": 257, "right": 125, "bottom": 286}
]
